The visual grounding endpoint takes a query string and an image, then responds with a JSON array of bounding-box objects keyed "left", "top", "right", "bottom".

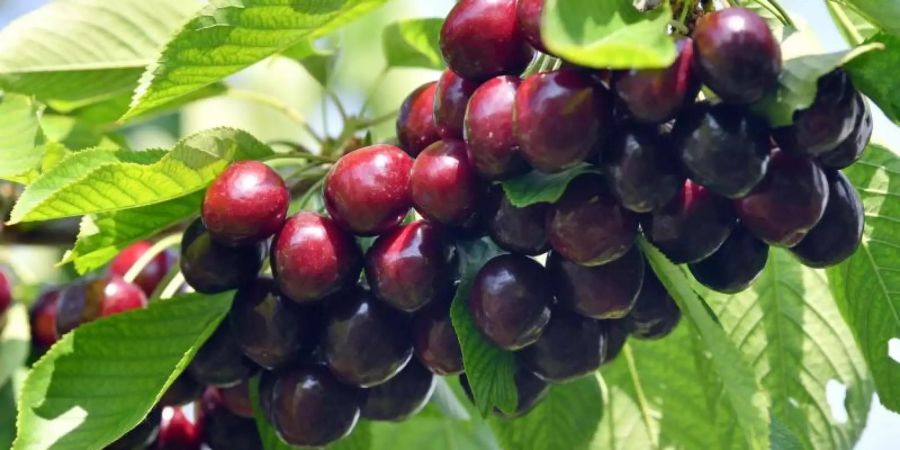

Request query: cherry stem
[
  {"left": 359, "top": 110, "right": 400, "bottom": 128},
  {"left": 360, "top": 68, "right": 389, "bottom": 115},
  {"left": 226, "top": 88, "right": 325, "bottom": 144},
  {"left": 624, "top": 343, "right": 659, "bottom": 448},
  {"left": 159, "top": 272, "right": 186, "bottom": 300},
  {"left": 826, "top": 0, "right": 863, "bottom": 45},
  {"left": 123, "top": 234, "right": 182, "bottom": 284}
]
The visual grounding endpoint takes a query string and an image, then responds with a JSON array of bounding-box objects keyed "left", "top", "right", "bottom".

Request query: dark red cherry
[
  {"left": 397, "top": 82, "right": 441, "bottom": 156},
  {"left": 98, "top": 275, "right": 147, "bottom": 317},
  {"left": 157, "top": 406, "right": 202, "bottom": 450},
  {"left": 735, "top": 151, "right": 829, "bottom": 247},
  {"left": 361, "top": 360, "right": 435, "bottom": 421},
  {"left": 791, "top": 171, "right": 864, "bottom": 267},
  {"left": 229, "top": 277, "right": 318, "bottom": 369},
  {"left": 365, "top": 221, "right": 454, "bottom": 313},
  {"left": 547, "top": 175, "right": 638, "bottom": 266},
  {"left": 464, "top": 75, "right": 529, "bottom": 179},
  {"left": 412, "top": 298, "right": 463, "bottom": 375},
  {"left": 602, "top": 126, "right": 685, "bottom": 213},
  {"left": 603, "top": 320, "right": 629, "bottom": 363},
  {"left": 673, "top": 102, "right": 771, "bottom": 198},
  {"left": 689, "top": 226, "right": 769, "bottom": 293},
  {"left": 613, "top": 38, "right": 698, "bottom": 123},
  {"left": 624, "top": 269, "right": 681, "bottom": 340},
  {"left": 324, "top": 144, "right": 413, "bottom": 236},
  {"left": 486, "top": 190, "right": 550, "bottom": 256},
  {"left": 469, "top": 254, "right": 553, "bottom": 350},
  {"left": 159, "top": 372, "right": 204, "bottom": 407},
  {"left": 410, "top": 139, "right": 481, "bottom": 225},
  {"left": 30, "top": 287, "right": 60, "bottom": 350},
  {"left": 109, "top": 241, "right": 174, "bottom": 296},
  {"left": 106, "top": 410, "right": 160, "bottom": 450},
  {"left": 0, "top": 271, "right": 9, "bottom": 318},
  {"left": 515, "top": 70, "right": 613, "bottom": 173},
  {"left": 548, "top": 246, "right": 644, "bottom": 319},
  {"left": 459, "top": 368, "right": 549, "bottom": 418},
  {"left": 693, "top": 7, "right": 782, "bottom": 104},
  {"left": 271, "top": 212, "right": 363, "bottom": 304},
  {"left": 180, "top": 218, "right": 264, "bottom": 294},
  {"left": 520, "top": 309, "right": 608, "bottom": 383},
  {"left": 187, "top": 320, "right": 258, "bottom": 387},
  {"left": 440, "top": 0, "right": 532, "bottom": 80},
  {"left": 517, "top": 0, "right": 549, "bottom": 53},
  {"left": 219, "top": 380, "right": 254, "bottom": 419},
  {"left": 267, "top": 365, "right": 361, "bottom": 448},
  {"left": 198, "top": 387, "right": 262, "bottom": 450},
  {"left": 820, "top": 94, "right": 873, "bottom": 169},
  {"left": 642, "top": 180, "right": 736, "bottom": 264},
  {"left": 434, "top": 69, "right": 481, "bottom": 140},
  {"left": 324, "top": 291, "right": 413, "bottom": 387},
  {"left": 55, "top": 275, "right": 147, "bottom": 336}
]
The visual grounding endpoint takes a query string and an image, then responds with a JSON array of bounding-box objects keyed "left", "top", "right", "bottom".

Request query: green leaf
[
  {"left": 13, "top": 292, "right": 234, "bottom": 450},
  {"left": 842, "top": 0, "right": 900, "bottom": 37},
  {"left": 125, "top": 0, "right": 390, "bottom": 120},
  {"left": 751, "top": 43, "right": 883, "bottom": 127},
  {"left": 0, "top": 380, "right": 17, "bottom": 450},
  {"left": 40, "top": 115, "right": 122, "bottom": 151},
  {"left": 541, "top": 0, "right": 676, "bottom": 69},
  {"left": 827, "top": 143, "right": 900, "bottom": 413},
  {"left": 826, "top": 0, "right": 878, "bottom": 45},
  {"left": 0, "top": 304, "right": 30, "bottom": 390},
  {"left": 0, "top": 0, "right": 200, "bottom": 110},
  {"left": 500, "top": 163, "right": 600, "bottom": 208},
  {"left": 737, "top": 0, "right": 796, "bottom": 42},
  {"left": 490, "top": 375, "right": 602, "bottom": 450},
  {"left": 282, "top": 40, "right": 338, "bottom": 87},
  {"left": 449, "top": 238, "right": 518, "bottom": 417},
  {"left": 640, "top": 241, "right": 771, "bottom": 450},
  {"left": 0, "top": 94, "right": 47, "bottom": 180},
  {"left": 67, "top": 83, "right": 229, "bottom": 126},
  {"left": 9, "top": 128, "right": 273, "bottom": 224},
  {"left": 846, "top": 33, "right": 900, "bottom": 125},
  {"left": 382, "top": 18, "right": 444, "bottom": 71}
]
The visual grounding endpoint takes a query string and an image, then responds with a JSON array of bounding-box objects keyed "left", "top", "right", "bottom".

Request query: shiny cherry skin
[
  {"left": 220, "top": 380, "right": 254, "bottom": 419},
  {"left": 324, "top": 144, "right": 414, "bottom": 236},
  {"left": 689, "top": 226, "right": 769, "bottom": 293},
  {"left": 365, "top": 221, "right": 454, "bottom": 313},
  {"left": 820, "top": 94, "right": 873, "bottom": 169},
  {"left": 791, "top": 171, "right": 864, "bottom": 267},
  {"left": 324, "top": 290, "right": 413, "bottom": 387},
  {"left": 434, "top": 69, "right": 481, "bottom": 140},
  {"left": 624, "top": 269, "right": 681, "bottom": 340},
  {"left": 30, "top": 288, "right": 61, "bottom": 350},
  {"left": 602, "top": 126, "right": 685, "bottom": 213},
  {"left": 548, "top": 245, "right": 645, "bottom": 319},
  {"left": 412, "top": 297, "right": 464, "bottom": 375},
  {"left": 673, "top": 102, "right": 771, "bottom": 198},
  {"left": 642, "top": 180, "right": 736, "bottom": 264},
  {"left": 55, "top": 275, "right": 147, "bottom": 336},
  {"left": 187, "top": 320, "right": 258, "bottom": 387},
  {"left": 157, "top": 406, "right": 202, "bottom": 450},
  {"left": 486, "top": 190, "right": 550, "bottom": 256},
  {"left": 106, "top": 410, "right": 160, "bottom": 450},
  {"left": 202, "top": 161, "right": 289, "bottom": 247},
  {"left": 460, "top": 368, "right": 549, "bottom": 418},
  {"left": 410, "top": 139, "right": 481, "bottom": 225},
  {"left": 547, "top": 175, "right": 638, "bottom": 266},
  {"left": 515, "top": 69, "right": 613, "bottom": 173},
  {"left": 159, "top": 372, "right": 204, "bottom": 407},
  {"left": 613, "top": 38, "right": 698, "bottom": 123},
  {"left": 361, "top": 360, "right": 435, "bottom": 421},
  {"left": 397, "top": 81, "right": 441, "bottom": 156},
  {"left": 180, "top": 218, "right": 264, "bottom": 294},
  {"left": 440, "top": 0, "right": 532, "bottom": 80},
  {"left": 469, "top": 254, "right": 553, "bottom": 350},
  {"left": 267, "top": 365, "right": 361, "bottom": 448},
  {"left": 198, "top": 387, "right": 262, "bottom": 450},
  {"left": 735, "top": 151, "right": 829, "bottom": 247},
  {"left": 464, "top": 75, "right": 529, "bottom": 179},
  {"left": 0, "top": 270, "right": 9, "bottom": 317},
  {"left": 517, "top": 0, "right": 549, "bottom": 53},
  {"left": 693, "top": 7, "right": 782, "bottom": 104},
  {"left": 98, "top": 275, "right": 147, "bottom": 317},
  {"left": 229, "top": 277, "right": 318, "bottom": 369},
  {"left": 520, "top": 309, "right": 608, "bottom": 383},
  {"left": 603, "top": 320, "right": 629, "bottom": 363},
  {"left": 271, "top": 212, "right": 363, "bottom": 304},
  {"left": 109, "top": 241, "right": 174, "bottom": 296}
]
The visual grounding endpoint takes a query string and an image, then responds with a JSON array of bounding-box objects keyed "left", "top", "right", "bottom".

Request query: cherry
[
  {"left": 440, "top": 0, "right": 532, "bottom": 80},
  {"left": 219, "top": 380, "right": 254, "bottom": 419},
  {"left": 180, "top": 218, "right": 264, "bottom": 294},
  {"left": 55, "top": 275, "right": 147, "bottom": 336},
  {"left": 397, "top": 81, "right": 441, "bottom": 156},
  {"left": 459, "top": 368, "right": 549, "bottom": 418},
  {"left": 267, "top": 365, "right": 361, "bottom": 448},
  {"left": 604, "top": 321, "right": 629, "bottom": 363},
  {"left": 202, "top": 161, "right": 289, "bottom": 247},
  {"left": 735, "top": 151, "right": 829, "bottom": 247},
  {"left": 324, "top": 144, "right": 413, "bottom": 236},
  {"left": 365, "top": 220, "right": 455, "bottom": 313},
  {"left": 692, "top": 7, "right": 782, "bottom": 104},
  {"left": 98, "top": 275, "right": 148, "bottom": 317},
  {"left": 464, "top": 75, "right": 529, "bottom": 179},
  {"left": 469, "top": 254, "right": 552, "bottom": 350},
  {"left": 689, "top": 226, "right": 769, "bottom": 293},
  {"left": 520, "top": 309, "right": 608, "bottom": 383},
  {"left": 157, "top": 406, "right": 202, "bottom": 450},
  {"left": 549, "top": 246, "right": 645, "bottom": 319},
  {"left": 515, "top": 69, "right": 612, "bottom": 173},
  {"left": 625, "top": 269, "right": 681, "bottom": 340},
  {"left": 412, "top": 297, "right": 464, "bottom": 375},
  {"left": 229, "top": 277, "right": 318, "bottom": 369},
  {"left": 642, "top": 180, "right": 736, "bottom": 264},
  {"left": 410, "top": 139, "right": 482, "bottom": 225},
  {"left": 324, "top": 290, "right": 413, "bottom": 387},
  {"left": 486, "top": 190, "right": 550, "bottom": 256},
  {"left": 791, "top": 171, "right": 864, "bottom": 268},
  {"left": 434, "top": 69, "right": 481, "bottom": 140},
  {"left": 547, "top": 175, "right": 638, "bottom": 266},
  {"left": 774, "top": 70, "right": 859, "bottom": 157},
  {"left": 198, "top": 387, "right": 262, "bottom": 450},
  {"left": 106, "top": 410, "right": 160, "bottom": 450},
  {"left": 517, "top": 0, "right": 549, "bottom": 53},
  {"left": 187, "top": 320, "right": 258, "bottom": 387},
  {"left": 271, "top": 212, "right": 363, "bottom": 304},
  {"left": 613, "top": 38, "right": 698, "bottom": 123},
  {"left": 602, "top": 126, "right": 685, "bottom": 213},
  {"left": 0, "top": 271, "right": 8, "bottom": 320},
  {"left": 820, "top": 94, "right": 873, "bottom": 169},
  {"left": 110, "top": 241, "right": 174, "bottom": 296},
  {"left": 30, "top": 287, "right": 60, "bottom": 350},
  {"left": 673, "top": 102, "right": 771, "bottom": 198},
  {"left": 159, "top": 372, "right": 203, "bottom": 407},
  {"left": 361, "top": 360, "right": 435, "bottom": 421}
]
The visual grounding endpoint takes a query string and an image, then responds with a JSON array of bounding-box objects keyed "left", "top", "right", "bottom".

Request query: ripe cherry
[
  {"left": 791, "top": 171, "right": 864, "bottom": 267},
  {"left": 486, "top": 190, "right": 550, "bottom": 256},
  {"left": 604, "top": 321, "right": 629, "bottom": 363},
  {"left": 469, "top": 254, "right": 553, "bottom": 350},
  {"left": 397, "top": 82, "right": 441, "bottom": 156},
  {"left": 159, "top": 372, "right": 204, "bottom": 407},
  {"left": 410, "top": 139, "right": 481, "bottom": 225},
  {"left": 157, "top": 406, "right": 202, "bottom": 450},
  {"left": 434, "top": 69, "right": 481, "bottom": 140},
  {"left": 613, "top": 38, "right": 698, "bottom": 123},
  {"left": 520, "top": 309, "right": 608, "bottom": 383},
  {"left": 361, "top": 360, "right": 435, "bottom": 422},
  {"left": 625, "top": 269, "right": 681, "bottom": 340},
  {"left": 110, "top": 241, "right": 174, "bottom": 296},
  {"left": 642, "top": 180, "right": 736, "bottom": 264},
  {"left": 98, "top": 275, "right": 147, "bottom": 317},
  {"left": 517, "top": 0, "right": 549, "bottom": 53},
  {"left": 460, "top": 368, "right": 549, "bottom": 418},
  {"left": 693, "top": 7, "right": 782, "bottom": 104},
  {"left": 689, "top": 226, "right": 769, "bottom": 293},
  {"left": 549, "top": 245, "right": 645, "bottom": 319},
  {"left": 412, "top": 297, "right": 464, "bottom": 375},
  {"left": 464, "top": 75, "right": 528, "bottom": 179},
  {"left": 0, "top": 271, "right": 9, "bottom": 318},
  {"left": 55, "top": 275, "right": 147, "bottom": 336},
  {"left": 30, "top": 288, "right": 61, "bottom": 350},
  {"left": 271, "top": 212, "right": 363, "bottom": 304},
  {"left": 187, "top": 320, "right": 258, "bottom": 388},
  {"left": 219, "top": 380, "right": 254, "bottom": 419},
  {"left": 199, "top": 387, "right": 262, "bottom": 450},
  {"left": 820, "top": 94, "right": 873, "bottom": 169},
  {"left": 324, "top": 144, "right": 413, "bottom": 236},
  {"left": 180, "top": 218, "right": 264, "bottom": 294},
  {"left": 440, "top": 0, "right": 532, "bottom": 80},
  {"left": 547, "top": 175, "right": 638, "bottom": 266},
  {"left": 602, "top": 126, "right": 684, "bottom": 213}
]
